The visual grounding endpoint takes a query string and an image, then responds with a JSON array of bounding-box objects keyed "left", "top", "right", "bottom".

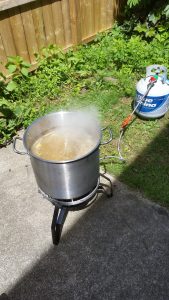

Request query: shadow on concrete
[{"left": 7, "top": 163, "right": 169, "bottom": 299}]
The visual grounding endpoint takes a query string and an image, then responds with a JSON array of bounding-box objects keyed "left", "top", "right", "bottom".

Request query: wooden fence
[{"left": 0, "top": 0, "right": 120, "bottom": 73}]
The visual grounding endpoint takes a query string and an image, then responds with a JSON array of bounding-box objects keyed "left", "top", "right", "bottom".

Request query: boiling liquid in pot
[{"left": 31, "top": 128, "right": 96, "bottom": 161}]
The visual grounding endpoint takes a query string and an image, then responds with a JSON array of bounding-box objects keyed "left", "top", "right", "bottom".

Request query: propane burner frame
[{"left": 39, "top": 171, "right": 113, "bottom": 245}]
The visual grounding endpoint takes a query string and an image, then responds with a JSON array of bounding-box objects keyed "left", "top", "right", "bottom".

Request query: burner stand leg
[
  {"left": 51, "top": 206, "right": 68, "bottom": 245},
  {"left": 99, "top": 173, "right": 113, "bottom": 197}
]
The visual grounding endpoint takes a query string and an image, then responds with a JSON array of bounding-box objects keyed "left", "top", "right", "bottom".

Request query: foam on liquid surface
[{"left": 31, "top": 128, "right": 96, "bottom": 161}]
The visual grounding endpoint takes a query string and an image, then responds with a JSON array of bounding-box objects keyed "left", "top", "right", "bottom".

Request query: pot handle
[
  {"left": 100, "top": 127, "right": 113, "bottom": 145},
  {"left": 13, "top": 136, "right": 28, "bottom": 155}
]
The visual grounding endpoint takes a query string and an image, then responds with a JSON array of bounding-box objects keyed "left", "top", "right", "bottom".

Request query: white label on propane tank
[{"left": 136, "top": 92, "right": 169, "bottom": 113}]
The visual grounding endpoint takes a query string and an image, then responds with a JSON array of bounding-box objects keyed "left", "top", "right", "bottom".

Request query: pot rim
[{"left": 23, "top": 111, "right": 101, "bottom": 164}]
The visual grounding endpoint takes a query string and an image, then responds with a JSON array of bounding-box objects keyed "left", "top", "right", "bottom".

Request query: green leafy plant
[
  {"left": 127, "top": 0, "right": 140, "bottom": 8},
  {"left": 124, "top": 0, "right": 169, "bottom": 45},
  {"left": 5, "top": 56, "right": 31, "bottom": 92}
]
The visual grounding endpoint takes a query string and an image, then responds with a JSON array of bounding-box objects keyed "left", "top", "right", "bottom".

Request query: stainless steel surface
[
  {"left": 39, "top": 178, "right": 100, "bottom": 207},
  {"left": 13, "top": 111, "right": 113, "bottom": 199},
  {"left": 30, "top": 147, "right": 100, "bottom": 199},
  {"left": 16, "top": 111, "right": 102, "bottom": 199},
  {"left": 13, "top": 136, "right": 27, "bottom": 155}
]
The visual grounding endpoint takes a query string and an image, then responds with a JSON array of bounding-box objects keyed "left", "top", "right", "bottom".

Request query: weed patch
[{"left": 0, "top": 24, "right": 169, "bottom": 145}]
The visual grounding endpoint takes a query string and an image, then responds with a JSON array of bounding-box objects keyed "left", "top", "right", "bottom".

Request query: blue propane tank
[{"left": 135, "top": 65, "right": 169, "bottom": 119}]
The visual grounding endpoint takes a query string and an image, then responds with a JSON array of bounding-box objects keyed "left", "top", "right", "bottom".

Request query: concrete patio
[{"left": 1, "top": 144, "right": 169, "bottom": 299}]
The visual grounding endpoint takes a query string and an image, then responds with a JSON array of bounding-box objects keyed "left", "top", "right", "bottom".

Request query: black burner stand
[{"left": 51, "top": 173, "right": 113, "bottom": 245}]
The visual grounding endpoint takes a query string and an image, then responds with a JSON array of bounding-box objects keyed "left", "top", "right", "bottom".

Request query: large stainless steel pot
[{"left": 13, "top": 111, "right": 112, "bottom": 199}]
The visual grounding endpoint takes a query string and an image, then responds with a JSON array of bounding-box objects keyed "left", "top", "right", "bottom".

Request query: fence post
[{"left": 69, "top": 0, "right": 82, "bottom": 46}]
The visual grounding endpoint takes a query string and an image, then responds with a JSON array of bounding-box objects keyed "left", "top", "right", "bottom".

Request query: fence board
[
  {"left": 42, "top": 0, "right": 56, "bottom": 45},
  {"left": 69, "top": 0, "right": 81, "bottom": 45},
  {"left": 9, "top": 6, "right": 30, "bottom": 61},
  {"left": 20, "top": 3, "right": 38, "bottom": 63},
  {"left": 80, "top": 0, "right": 95, "bottom": 40},
  {"left": 31, "top": 0, "right": 46, "bottom": 49},
  {"left": 0, "top": 33, "right": 7, "bottom": 73},
  {"left": 61, "top": 0, "right": 72, "bottom": 46},
  {"left": 0, "top": 0, "right": 120, "bottom": 73},
  {"left": 94, "top": 0, "right": 101, "bottom": 34},
  {"left": 87, "top": 0, "right": 94, "bottom": 37},
  {"left": 100, "top": 0, "right": 108, "bottom": 31},
  {"left": 0, "top": 11, "right": 16, "bottom": 57},
  {"left": 107, "top": 0, "right": 114, "bottom": 28},
  {"left": 80, "top": 0, "right": 87, "bottom": 39},
  {"left": 51, "top": 0, "right": 65, "bottom": 46},
  {"left": 114, "top": 0, "right": 120, "bottom": 19}
]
